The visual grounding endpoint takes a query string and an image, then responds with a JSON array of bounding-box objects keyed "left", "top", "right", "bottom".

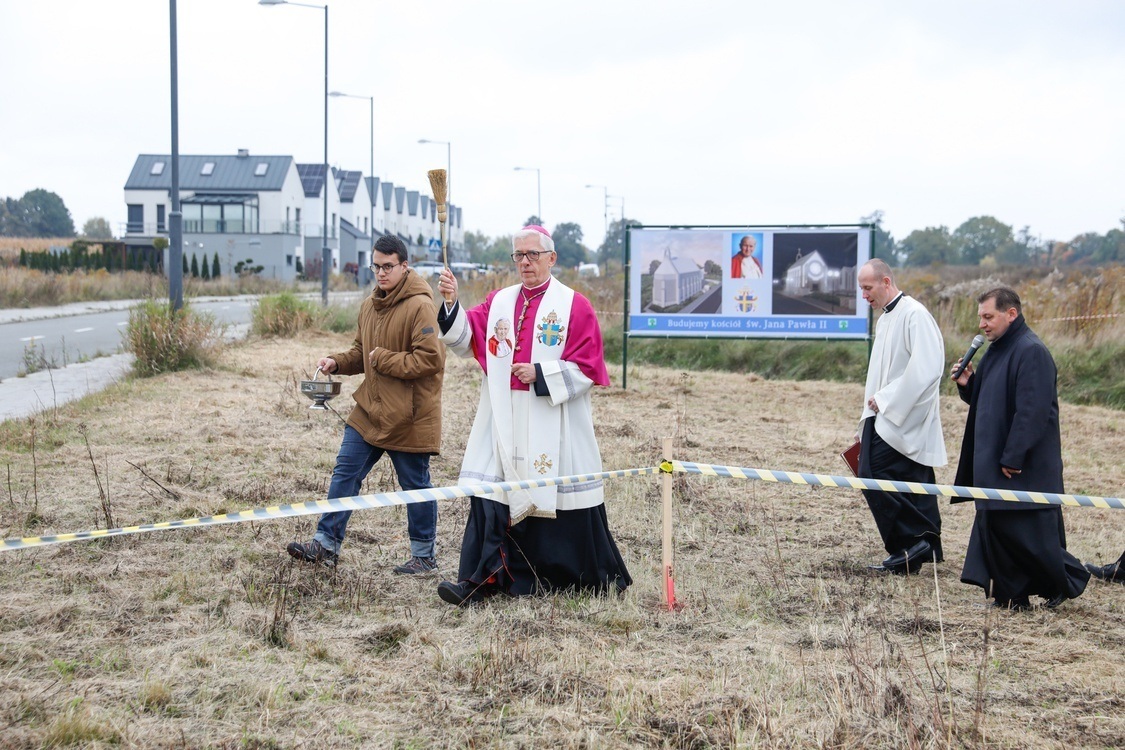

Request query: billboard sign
[{"left": 627, "top": 226, "right": 872, "bottom": 340}]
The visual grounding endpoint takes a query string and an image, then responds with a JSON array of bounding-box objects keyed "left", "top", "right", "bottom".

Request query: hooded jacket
[{"left": 330, "top": 268, "right": 444, "bottom": 453}]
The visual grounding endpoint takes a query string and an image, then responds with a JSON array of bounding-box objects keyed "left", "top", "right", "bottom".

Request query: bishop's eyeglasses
[{"left": 511, "top": 251, "right": 545, "bottom": 262}]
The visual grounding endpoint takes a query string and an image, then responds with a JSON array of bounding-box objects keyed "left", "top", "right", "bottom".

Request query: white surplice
[
  {"left": 860, "top": 295, "right": 948, "bottom": 468},
  {"left": 442, "top": 281, "right": 604, "bottom": 522}
]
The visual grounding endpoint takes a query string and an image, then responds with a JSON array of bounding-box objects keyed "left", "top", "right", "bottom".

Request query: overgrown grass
[
  {"left": 0, "top": 264, "right": 308, "bottom": 308},
  {"left": 251, "top": 292, "right": 361, "bottom": 337},
  {"left": 251, "top": 292, "right": 319, "bottom": 337},
  {"left": 1, "top": 335, "right": 1122, "bottom": 746},
  {"left": 125, "top": 300, "right": 224, "bottom": 377},
  {"left": 588, "top": 264, "right": 1125, "bottom": 409}
]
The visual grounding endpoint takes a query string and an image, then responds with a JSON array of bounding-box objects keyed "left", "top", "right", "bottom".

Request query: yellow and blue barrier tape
[
  {"left": 0, "top": 467, "right": 661, "bottom": 552},
  {"left": 663, "top": 460, "right": 1124, "bottom": 510},
  {"left": 2, "top": 461, "right": 1120, "bottom": 553}
]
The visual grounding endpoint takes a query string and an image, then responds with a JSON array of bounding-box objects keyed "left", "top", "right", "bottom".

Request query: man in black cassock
[{"left": 949, "top": 287, "right": 1090, "bottom": 610}]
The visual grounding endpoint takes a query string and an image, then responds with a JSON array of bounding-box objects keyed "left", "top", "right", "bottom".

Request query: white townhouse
[
  {"left": 122, "top": 150, "right": 307, "bottom": 282},
  {"left": 296, "top": 163, "right": 342, "bottom": 273},
  {"left": 122, "top": 149, "right": 466, "bottom": 282}
]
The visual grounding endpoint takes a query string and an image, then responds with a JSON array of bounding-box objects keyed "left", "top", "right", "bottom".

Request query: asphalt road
[
  {"left": 0, "top": 298, "right": 257, "bottom": 380},
  {"left": 0, "top": 292, "right": 366, "bottom": 422}
]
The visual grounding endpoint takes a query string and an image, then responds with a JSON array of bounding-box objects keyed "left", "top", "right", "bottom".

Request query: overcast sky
[{"left": 2, "top": 1, "right": 1123, "bottom": 249}]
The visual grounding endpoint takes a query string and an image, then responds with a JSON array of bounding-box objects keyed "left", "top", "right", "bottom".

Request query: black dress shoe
[
  {"left": 1086, "top": 562, "right": 1125, "bottom": 583},
  {"left": 881, "top": 539, "right": 935, "bottom": 575},
  {"left": 437, "top": 580, "right": 497, "bottom": 606},
  {"left": 992, "top": 597, "right": 1031, "bottom": 612},
  {"left": 1043, "top": 594, "right": 1067, "bottom": 609}
]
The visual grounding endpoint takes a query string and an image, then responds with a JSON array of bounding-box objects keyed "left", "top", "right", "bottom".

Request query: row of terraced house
[{"left": 121, "top": 149, "right": 464, "bottom": 283}]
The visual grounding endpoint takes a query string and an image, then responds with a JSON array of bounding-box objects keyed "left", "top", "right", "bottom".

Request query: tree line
[
  {"left": 5, "top": 187, "right": 1123, "bottom": 269},
  {"left": 463, "top": 215, "right": 643, "bottom": 270},
  {"left": 865, "top": 211, "right": 1125, "bottom": 267}
]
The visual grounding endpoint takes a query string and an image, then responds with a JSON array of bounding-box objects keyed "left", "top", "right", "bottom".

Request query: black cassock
[{"left": 953, "top": 315, "right": 1089, "bottom": 605}]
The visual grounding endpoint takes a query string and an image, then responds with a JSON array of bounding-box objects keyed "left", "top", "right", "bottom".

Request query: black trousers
[{"left": 859, "top": 417, "right": 943, "bottom": 559}]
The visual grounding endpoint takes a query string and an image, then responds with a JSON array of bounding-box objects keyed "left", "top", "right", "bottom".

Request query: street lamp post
[
  {"left": 418, "top": 139, "right": 451, "bottom": 258},
  {"left": 608, "top": 193, "right": 626, "bottom": 266},
  {"left": 331, "top": 90, "right": 374, "bottom": 275},
  {"left": 260, "top": 0, "right": 330, "bottom": 305},
  {"left": 584, "top": 183, "right": 608, "bottom": 274},
  {"left": 513, "top": 167, "right": 541, "bottom": 224},
  {"left": 168, "top": 0, "right": 183, "bottom": 312}
]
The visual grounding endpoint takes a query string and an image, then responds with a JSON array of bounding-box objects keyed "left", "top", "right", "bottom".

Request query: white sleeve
[{"left": 537, "top": 359, "right": 595, "bottom": 406}]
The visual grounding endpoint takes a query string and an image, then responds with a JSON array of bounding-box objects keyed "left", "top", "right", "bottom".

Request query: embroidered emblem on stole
[{"left": 536, "top": 310, "right": 566, "bottom": 346}]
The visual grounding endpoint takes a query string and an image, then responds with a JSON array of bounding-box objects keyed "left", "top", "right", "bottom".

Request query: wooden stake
[{"left": 662, "top": 437, "right": 678, "bottom": 610}]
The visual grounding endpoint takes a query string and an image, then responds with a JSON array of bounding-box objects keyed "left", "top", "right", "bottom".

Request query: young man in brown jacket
[{"left": 288, "top": 235, "right": 445, "bottom": 572}]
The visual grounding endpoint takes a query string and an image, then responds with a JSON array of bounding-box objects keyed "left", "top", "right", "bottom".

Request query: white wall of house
[
  {"left": 302, "top": 178, "right": 341, "bottom": 269},
  {"left": 122, "top": 189, "right": 170, "bottom": 235},
  {"left": 257, "top": 164, "right": 306, "bottom": 235},
  {"left": 344, "top": 177, "right": 372, "bottom": 236}
]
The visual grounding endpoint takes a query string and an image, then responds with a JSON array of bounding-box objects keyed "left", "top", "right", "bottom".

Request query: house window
[
  {"left": 183, "top": 204, "right": 202, "bottom": 232},
  {"left": 202, "top": 204, "right": 222, "bottom": 232},
  {"left": 150, "top": 161, "right": 165, "bottom": 176},
  {"left": 295, "top": 208, "right": 301, "bottom": 234},
  {"left": 127, "top": 204, "right": 144, "bottom": 233},
  {"left": 286, "top": 255, "right": 293, "bottom": 267},
  {"left": 157, "top": 205, "right": 166, "bottom": 233},
  {"left": 254, "top": 162, "right": 269, "bottom": 176},
  {"left": 201, "top": 162, "right": 215, "bottom": 176}
]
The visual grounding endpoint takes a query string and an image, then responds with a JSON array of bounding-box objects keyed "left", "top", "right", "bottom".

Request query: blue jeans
[{"left": 313, "top": 425, "right": 437, "bottom": 558}]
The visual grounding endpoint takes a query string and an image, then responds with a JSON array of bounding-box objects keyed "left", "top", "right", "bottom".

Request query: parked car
[{"left": 412, "top": 261, "right": 444, "bottom": 277}]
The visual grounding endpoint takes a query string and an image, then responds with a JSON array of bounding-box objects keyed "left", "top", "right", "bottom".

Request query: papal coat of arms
[
  {"left": 536, "top": 311, "right": 566, "bottom": 346},
  {"left": 735, "top": 288, "right": 757, "bottom": 313}
]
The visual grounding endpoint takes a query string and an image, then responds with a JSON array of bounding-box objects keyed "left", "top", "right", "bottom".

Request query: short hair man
[
  {"left": 287, "top": 234, "right": 446, "bottom": 573},
  {"left": 950, "top": 287, "right": 1090, "bottom": 609},
  {"left": 731, "top": 235, "right": 763, "bottom": 279},
  {"left": 433, "top": 225, "right": 631, "bottom": 605},
  {"left": 856, "top": 259, "right": 947, "bottom": 573}
]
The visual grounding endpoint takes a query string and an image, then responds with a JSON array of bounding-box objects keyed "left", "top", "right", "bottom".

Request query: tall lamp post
[
  {"left": 513, "top": 166, "right": 541, "bottom": 224},
  {"left": 418, "top": 139, "right": 451, "bottom": 257},
  {"left": 260, "top": 0, "right": 330, "bottom": 305},
  {"left": 584, "top": 183, "right": 608, "bottom": 274},
  {"left": 330, "top": 90, "right": 374, "bottom": 270},
  {"left": 608, "top": 193, "right": 626, "bottom": 268},
  {"left": 168, "top": 0, "right": 183, "bottom": 311}
]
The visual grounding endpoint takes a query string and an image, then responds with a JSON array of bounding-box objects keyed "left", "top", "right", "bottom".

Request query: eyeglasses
[
  {"left": 511, "top": 251, "right": 547, "bottom": 262},
  {"left": 370, "top": 262, "right": 402, "bottom": 275}
]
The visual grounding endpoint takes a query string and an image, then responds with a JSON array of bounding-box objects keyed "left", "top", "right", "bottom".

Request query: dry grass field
[{"left": 1, "top": 328, "right": 1123, "bottom": 748}]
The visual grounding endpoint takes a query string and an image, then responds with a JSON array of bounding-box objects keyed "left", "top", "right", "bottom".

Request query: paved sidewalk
[
  {"left": 0, "top": 291, "right": 361, "bottom": 423},
  {"left": 0, "top": 354, "right": 135, "bottom": 422}
]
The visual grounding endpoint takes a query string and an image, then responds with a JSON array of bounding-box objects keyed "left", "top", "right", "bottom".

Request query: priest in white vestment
[
  {"left": 857, "top": 259, "right": 947, "bottom": 574},
  {"left": 434, "top": 225, "right": 632, "bottom": 606}
]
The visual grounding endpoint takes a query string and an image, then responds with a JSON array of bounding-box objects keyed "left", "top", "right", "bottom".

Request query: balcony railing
[{"left": 119, "top": 220, "right": 335, "bottom": 238}]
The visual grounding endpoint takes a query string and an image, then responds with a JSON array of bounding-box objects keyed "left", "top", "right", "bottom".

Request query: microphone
[{"left": 952, "top": 335, "right": 986, "bottom": 379}]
